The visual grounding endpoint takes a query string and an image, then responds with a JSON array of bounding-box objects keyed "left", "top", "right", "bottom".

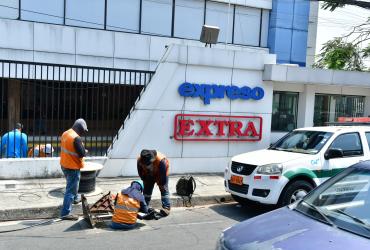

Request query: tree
[
  {"left": 313, "top": 0, "right": 370, "bottom": 11},
  {"left": 312, "top": 0, "right": 370, "bottom": 71}
]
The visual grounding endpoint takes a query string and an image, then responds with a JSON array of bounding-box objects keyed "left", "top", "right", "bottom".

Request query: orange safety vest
[
  {"left": 112, "top": 193, "right": 140, "bottom": 225},
  {"left": 28, "top": 145, "right": 47, "bottom": 157},
  {"left": 60, "top": 129, "right": 84, "bottom": 170},
  {"left": 138, "top": 151, "right": 169, "bottom": 183}
]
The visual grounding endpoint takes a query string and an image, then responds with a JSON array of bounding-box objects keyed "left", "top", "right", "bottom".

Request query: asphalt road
[{"left": 0, "top": 203, "right": 274, "bottom": 250}]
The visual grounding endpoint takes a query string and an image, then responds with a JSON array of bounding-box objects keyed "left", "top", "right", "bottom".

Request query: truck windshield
[{"left": 270, "top": 131, "right": 333, "bottom": 154}]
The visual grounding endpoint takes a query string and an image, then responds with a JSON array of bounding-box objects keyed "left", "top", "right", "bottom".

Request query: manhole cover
[{"left": 19, "top": 193, "right": 42, "bottom": 202}]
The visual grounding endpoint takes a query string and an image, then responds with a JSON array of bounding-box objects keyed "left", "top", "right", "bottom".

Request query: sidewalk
[{"left": 0, "top": 174, "right": 232, "bottom": 221}]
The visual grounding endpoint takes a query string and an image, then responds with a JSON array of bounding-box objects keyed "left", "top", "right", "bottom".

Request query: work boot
[
  {"left": 159, "top": 208, "right": 170, "bottom": 217},
  {"left": 61, "top": 214, "right": 79, "bottom": 221},
  {"left": 73, "top": 198, "right": 81, "bottom": 205},
  {"left": 73, "top": 195, "right": 82, "bottom": 204}
]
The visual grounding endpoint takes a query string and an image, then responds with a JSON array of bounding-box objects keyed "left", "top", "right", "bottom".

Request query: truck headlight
[{"left": 256, "top": 164, "right": 283, "bottom": 175}]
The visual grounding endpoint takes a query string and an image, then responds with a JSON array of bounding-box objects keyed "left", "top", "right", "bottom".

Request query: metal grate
[
  {"left": 0, "top": 60, "right": 154, "bottom": 158},
  {"left": 228, "top": 181, "right": 249, "bottom": 194},
  {"left": 231, "top": 161, "right": 257, "bottom": 176}
]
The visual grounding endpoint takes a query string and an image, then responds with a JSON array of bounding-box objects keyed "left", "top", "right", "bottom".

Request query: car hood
[
  {"left": 231, "top": 149, "right": 308, "bottom": 166},
  {"left": 223, "top": 207, "right": 370, "bottom": 250}
]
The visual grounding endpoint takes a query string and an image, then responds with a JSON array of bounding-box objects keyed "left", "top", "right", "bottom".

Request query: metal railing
[{"left": 0, "top": 60, "right": 154, "bottom": 158}]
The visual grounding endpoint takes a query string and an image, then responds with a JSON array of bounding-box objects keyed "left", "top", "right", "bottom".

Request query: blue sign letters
[{"left": 178, "top": 82, "right": 264, "bottom": 105}]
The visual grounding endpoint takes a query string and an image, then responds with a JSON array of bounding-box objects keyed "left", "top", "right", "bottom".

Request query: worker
[
  {"left": 111, "top": 180, "right": 149, "bottom": 230},
  {"left": 28, "top": 143, "right": 54, "bottom": 157},
  {"left": 1, "top": 123, "right": 28, "bottom": 158},
  {"left": 60, "top": 118, "right": 88, "bottom": 220},
  {"left": 137, "top": 149, "right": 171, "bottom": 217}
]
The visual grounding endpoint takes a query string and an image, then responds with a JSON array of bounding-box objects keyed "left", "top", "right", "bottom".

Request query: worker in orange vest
[
  {"left": 28, "top": 143, "right": 54, "bottom": 157},
  {"left": 111, "top": 180, "right": 149, "bottom": 230},
  {"left": 137, "top": 149, "right": 171, "bottom": 217},
  {"left": 60, "top": 118, "right": 88, "bottom": 220}
]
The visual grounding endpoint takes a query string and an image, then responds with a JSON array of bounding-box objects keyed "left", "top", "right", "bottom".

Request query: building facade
[{"left": 0, "top": 0, "right": 370, "bottom": 178}]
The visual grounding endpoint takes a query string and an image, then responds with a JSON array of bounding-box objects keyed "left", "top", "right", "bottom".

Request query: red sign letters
[{"left": 174, "top": 114, "right": 262, "bottom": 141}]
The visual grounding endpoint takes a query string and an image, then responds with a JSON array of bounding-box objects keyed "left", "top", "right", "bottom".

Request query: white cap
[{"left": 44, "top": 144, "right": 54, "bottom": 154}]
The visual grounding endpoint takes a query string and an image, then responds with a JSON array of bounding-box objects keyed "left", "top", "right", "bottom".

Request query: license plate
[{"left": 230, "top": 175, "right": 243, "bottom": 186}]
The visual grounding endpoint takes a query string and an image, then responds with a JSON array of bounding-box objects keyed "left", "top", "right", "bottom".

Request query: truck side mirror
[{"left": 324, "top": 148, "right": 344, "bottom": 160}]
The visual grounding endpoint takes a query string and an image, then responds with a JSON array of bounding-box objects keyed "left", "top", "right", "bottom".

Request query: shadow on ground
[
  {"left": 209, "top": 202, "right": 276, "bottom": 222},
  {"left": 63, "top": 218, "right": 147, "bottom": 232}
]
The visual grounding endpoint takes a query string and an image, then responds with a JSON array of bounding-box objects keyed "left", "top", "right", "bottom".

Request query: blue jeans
[
  {"left": 110, "top": 221, "right": 137, "bottom": 230},
  {"left": 61, "top": 167, "right": 81, "bottom": 217},
  {"left": 143, "top": 179, "right": 171, "bottom": 209}
]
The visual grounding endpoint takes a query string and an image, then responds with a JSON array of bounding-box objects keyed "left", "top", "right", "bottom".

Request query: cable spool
[
  {"left": 78, "top": 171, "right": 97, "bottom": 193},
  {"left": 78, "top": 162, "right": 104, "bottom": 193}
]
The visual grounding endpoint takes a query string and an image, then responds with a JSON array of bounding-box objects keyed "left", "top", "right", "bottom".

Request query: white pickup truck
[{"left": 224, "top": 126, "right": 370, "bottom": 206}]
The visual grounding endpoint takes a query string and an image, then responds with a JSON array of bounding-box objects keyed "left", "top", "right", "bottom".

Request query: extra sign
[
  {"left": 178, "top": 82, "right": 264, "bottom": 105},
  {"left": 174, "top": 114, "right": 262, "bottom": 141}
]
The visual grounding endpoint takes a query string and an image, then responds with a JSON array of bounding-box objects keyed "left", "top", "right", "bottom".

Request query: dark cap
[
  {"left": 15, "top": 123, "right": 23, "bottom": 130},
  {"left": 140, "top": 149, "right": 156, "bottom": 165}
]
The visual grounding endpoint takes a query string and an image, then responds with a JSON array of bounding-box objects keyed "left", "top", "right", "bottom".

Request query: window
[
  {"left": 106, "top": 0, "right": 140, "bottom": 32},
  {"left": 174, "top": 0, "right": 204, "bottom": 39},
  {"left": 366, "top": 132, "right": 370, "bottom": 150},
  {"left": 141, "top": 0, "right": 172, "bottom": 36},
  {"left": 271, "top": 91, "right": 298, "bottom": 132},
  {"left": 329, "top": 133, "right": 363, "bottom": 157},
  {"left": 314, "top": 94, "right": 365, "bottom": 126},
  {"left": 66, "top": 0, "right": 105, "bottom": 29},
  {"left": 0, "top": 0, "right": 18, "bottom": 19},
  {"left": 234, "top": 6, "right": 260, "bottom": 46},
  {"left": 205, "top": 1, "right": 233, "bottom": 43},
  {"left": 21, "top": 0, "right": 64, "bottom": 24}
]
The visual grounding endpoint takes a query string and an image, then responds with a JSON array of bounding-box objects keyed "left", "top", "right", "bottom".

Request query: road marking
[
  {"left": 172, "top": 220, "right": 225, "bottom": 227},
  {"left": 139, "top": 219, "right": 227, "bottom": 231}
]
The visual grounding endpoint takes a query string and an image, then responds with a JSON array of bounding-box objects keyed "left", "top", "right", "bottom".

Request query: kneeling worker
[
  {"left": 111, "top": 180, "right": 149, "bottom": 230},
  {"left": 137, "top": 149, "right": 171, "bottom": 216},
  {"left": 28, "top": 143, "right": 54, "bottom": 157}
]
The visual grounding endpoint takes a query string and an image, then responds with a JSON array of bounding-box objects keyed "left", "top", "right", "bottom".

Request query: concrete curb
[{"left": 0, "top": 194, "right": 233, "bottom": 221}]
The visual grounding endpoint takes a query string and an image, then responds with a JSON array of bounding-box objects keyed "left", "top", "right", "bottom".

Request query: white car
[{"left": 224, "top": 126, "right": 370, "bottom": 206}]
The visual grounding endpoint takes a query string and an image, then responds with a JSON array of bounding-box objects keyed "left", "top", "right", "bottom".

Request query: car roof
[{"left": 294, "top": 126, "right": 370, "bottom": 133}]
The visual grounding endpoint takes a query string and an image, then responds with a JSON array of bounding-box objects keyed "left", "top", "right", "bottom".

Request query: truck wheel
[{"left": 278, "top": 180, "right": 313, "bottom": 207}]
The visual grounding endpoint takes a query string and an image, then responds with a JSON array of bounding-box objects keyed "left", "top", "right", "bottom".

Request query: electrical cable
[{"left": 0, "top": 218, "right": 62, "bottom": 234}]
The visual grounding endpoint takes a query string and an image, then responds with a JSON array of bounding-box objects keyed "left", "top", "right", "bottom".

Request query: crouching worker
[{"left": 111, "top": 180, "right": 148, "bottom": 230}]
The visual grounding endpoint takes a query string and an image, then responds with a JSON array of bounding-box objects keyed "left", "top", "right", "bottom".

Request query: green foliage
[
  {"left": 321, "top": 0, "right": 345, "bottom": 11},
  {"left": 313, "top": 38, "right": 369, "bottom": 71},
  {"left": 319, "top": 0, "right": 370, "bottom": 11}
]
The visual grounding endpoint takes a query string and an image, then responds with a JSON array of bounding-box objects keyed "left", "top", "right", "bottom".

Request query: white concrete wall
[
  {"left": 101, "top": 44, "right": 276, "bottom": 177},
  {"left": 0, "top": 157, "right": 106, "bottom": 179},
  {"left": 306, "top": 1, "right": 319, "bottom": 67},
  {"left": 0, "top": 19, "right": 269, "bottom": 72}
]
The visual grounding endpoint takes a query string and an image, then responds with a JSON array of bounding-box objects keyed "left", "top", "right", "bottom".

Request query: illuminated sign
[
  {"left": 178, "top": 82, "right": 264, "bottom": 105},
  {"left": 174, "top": 114, "right": 262, "bottom": 141}
]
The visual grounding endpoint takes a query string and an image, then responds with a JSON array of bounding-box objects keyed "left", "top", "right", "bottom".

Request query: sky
[{"left": 315, "top": 3, "right": 370, "bottom": 57}]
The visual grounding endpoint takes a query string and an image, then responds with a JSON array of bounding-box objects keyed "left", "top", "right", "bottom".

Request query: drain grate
[{"left": 5, "top": 184, "right": 16, "bottom": 189}]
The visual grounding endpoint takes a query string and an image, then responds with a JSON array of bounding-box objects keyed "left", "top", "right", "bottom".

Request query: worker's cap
[
  {"left": 131, "top": 180, "right": 144, "bottom": 192},
  {"left": 73, "top": 118, "right": 88, "bottom": 132},
  {"left": 15, "top": 123, "right": 23, "bottom": 130},
  {"left": 44, "top": 144, "right": 54, "bottom": 154},
  {"left": 140, "top": 149, "right": 156, "bottom": 165}
]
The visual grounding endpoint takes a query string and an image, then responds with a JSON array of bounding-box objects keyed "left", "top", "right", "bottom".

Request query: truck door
[{"left": 321, "top": 132, "right": 365, "bottom": 183}]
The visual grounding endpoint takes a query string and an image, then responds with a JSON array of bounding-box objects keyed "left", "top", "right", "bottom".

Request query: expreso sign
[{"left": 178, "top": 82, "right": 264, "bottom": 104}]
